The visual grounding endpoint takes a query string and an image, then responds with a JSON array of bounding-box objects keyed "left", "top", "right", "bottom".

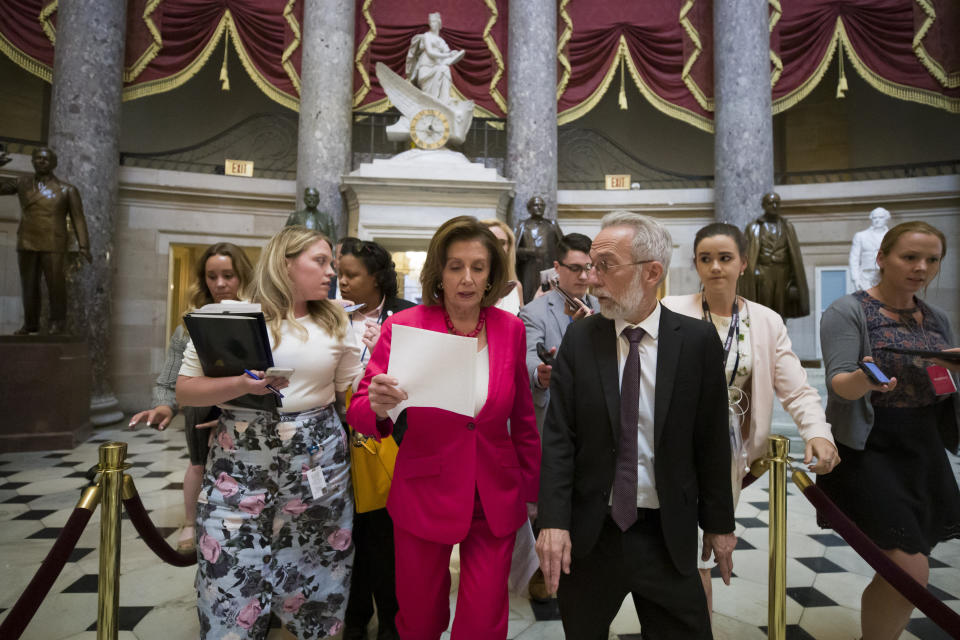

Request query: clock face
[{"left": 410, "top": 109, "right": 450, "bottom": 150}]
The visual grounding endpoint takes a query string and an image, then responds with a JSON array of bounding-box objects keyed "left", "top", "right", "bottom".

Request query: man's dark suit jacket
[{"left": 538, "top": 304, "right": 735, "bottom": 576}]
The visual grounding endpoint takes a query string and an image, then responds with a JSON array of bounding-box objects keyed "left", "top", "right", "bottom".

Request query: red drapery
[{"left": 0, "top": 0, "right": 956, "bottom": 129}]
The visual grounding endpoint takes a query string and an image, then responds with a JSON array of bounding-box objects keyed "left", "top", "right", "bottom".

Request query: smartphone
[
  {"left": 859, "top": 361, "right": 890, "bottom": 385},
  {"left": 343, "top": 303, "right": 366, "bottom": 313},
  {"left": 550, "top": 277, "right": 587, "bottom": 312},
  {"left": 536, "top": 343, "right": 555, "bottom": 367},
  {"left": 265, "top": 367, "right": 295, "bottom": 380}
]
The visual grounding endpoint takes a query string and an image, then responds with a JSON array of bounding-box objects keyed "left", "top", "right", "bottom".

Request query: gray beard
[{"left": 596, "top": 271, "right": 647, "bottom": 321}]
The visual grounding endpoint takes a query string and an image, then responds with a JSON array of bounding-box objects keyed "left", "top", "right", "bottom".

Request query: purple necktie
[{"left": 612, "top": 326, "right": 646, "bottom": 531}]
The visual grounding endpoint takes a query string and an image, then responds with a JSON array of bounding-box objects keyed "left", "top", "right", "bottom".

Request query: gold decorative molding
[
  {"left": 912, "top": 0, "right": 960, "bottom": 88},
  {"left": 679, "top": 0, "right": 713, "bottom": 111},
  {"left": 124, "top": 0, "right": 163, "bottom": 83},
  {"left": 482, "top": 0, "right": 507, "bottom": 113},
  {"left": 281, "top": 0, "right": 302, "bottom": 95},
  {"left": 0, "top": 30, "right": 52, "bottom": 82},
  {"left": 39, "top": 0, "right": 57, "bottom": 45},
  {"left": 771, "top": 18, "right": 841, "bottom": 114},
  {"left": 769, "top": 0, "right": 783, "bottom": 88},
  {"left": 353, "top": 0, "right": 376, "bottom": 106},
  {"left": 556, "top": 0, "right": 573, "bottom": 100}
]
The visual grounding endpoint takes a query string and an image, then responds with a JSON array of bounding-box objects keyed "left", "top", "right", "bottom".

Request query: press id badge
[
  {"left": 307, "top": 466, "right": 328, "bottom": 499},
  {"left": 928, "top": 365, "right": 958, "bottom": 396}
]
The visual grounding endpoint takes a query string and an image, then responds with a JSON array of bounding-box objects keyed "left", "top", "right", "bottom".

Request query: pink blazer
[{"left": 347, "top": 304, "right": 541, "bottom": 544}]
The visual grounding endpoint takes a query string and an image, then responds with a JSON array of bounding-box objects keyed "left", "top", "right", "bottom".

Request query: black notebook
[{"left": 183, "top": 303, "right": 279, "bottom": 411}]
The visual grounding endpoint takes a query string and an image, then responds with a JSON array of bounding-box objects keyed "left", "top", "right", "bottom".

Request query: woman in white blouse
[
  {"left": 176, "top": 226, "right": 362, "bottom": 639},
  {"left": 662, "top": 222, "right": 839, "bottom": 613}
]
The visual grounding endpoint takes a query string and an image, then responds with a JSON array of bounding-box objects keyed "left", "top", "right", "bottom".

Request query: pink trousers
[{"left": 393, "top": 513, "right": 514, "bottom": 640}]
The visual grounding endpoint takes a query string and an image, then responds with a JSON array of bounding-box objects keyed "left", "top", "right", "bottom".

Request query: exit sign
[
  {"left": 225, "top": 159, "right": 254, "bottom": 177},
  {"left": 605, "top": 174, "right": 630, "bottom": 190}
]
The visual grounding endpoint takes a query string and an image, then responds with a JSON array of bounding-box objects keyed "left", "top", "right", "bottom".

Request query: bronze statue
[
  {"left": 0, "top": 147, "right": 91, "bottom": 335},
  {"left": 286, "top": 187, "right": 336, "bottom": 242},
  {"left": 739, "top": 192, "right": 810, "bottom": 318},
  {"left": 515, "top": 196, "right": 563, "bottom": 304}
]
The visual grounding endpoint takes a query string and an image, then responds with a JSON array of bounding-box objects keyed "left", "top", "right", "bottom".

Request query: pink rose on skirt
[
  {"left": 236, "top": 599, "right": 262, "bottom": 629},
  {"left": 327, "top": 528, "right": 352, "bottom": 551},
  {"left": 282, "top": 591, "right": 307, "bottom": 613},
  {"left": 239, "top": 494, "right": 266, "bottom": 516},
  {"left": 282, "top": 499, "right": 309, "bottom": 515},
  {"left": 217, "top": 430, "right": 235, "bottom": 450},
  {"left": 214, "top": 472, "right": 239, "bottom": 498},
  {"left": 198, "top": 534, "right": 220, "bottom": 564}
]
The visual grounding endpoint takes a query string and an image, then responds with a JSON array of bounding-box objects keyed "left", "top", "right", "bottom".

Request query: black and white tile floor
[{"left": 0, "top": 416, "right": 958, "bottom": 639}]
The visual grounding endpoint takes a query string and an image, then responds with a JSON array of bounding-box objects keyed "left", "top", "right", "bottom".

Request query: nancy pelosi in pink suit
[{"left": 347, "top": 216, "right": 540, "bottom": 640}]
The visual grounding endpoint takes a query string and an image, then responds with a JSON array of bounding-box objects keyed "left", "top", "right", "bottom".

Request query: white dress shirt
[{"left": 613, "top": 302, "right": 661, "bottom": 509}]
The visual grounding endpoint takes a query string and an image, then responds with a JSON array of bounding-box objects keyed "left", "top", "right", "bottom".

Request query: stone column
[
  {"left": 505, "top": 0, "right": 558, "bottom": 228},
  {"left": 48, "top": 0, "right": 127, "bottom": 425},
  {"left": 296, "top": 0, "right": 356, "bottom": 239},
  {"left": 713, "top": 1, "right": 774, "bottom": 228}
]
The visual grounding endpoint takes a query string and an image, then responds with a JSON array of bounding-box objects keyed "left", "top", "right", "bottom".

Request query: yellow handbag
[{"left": 345, "top": 389, "right": 399, "bottom": 513}]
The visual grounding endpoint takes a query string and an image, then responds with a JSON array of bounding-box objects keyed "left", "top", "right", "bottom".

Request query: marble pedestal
[
  {"left": 341, "top": 149, "right": 515, "bottom": 251},
  {"left": 0, "top": 336, "right": 92, "bottom": 452}
]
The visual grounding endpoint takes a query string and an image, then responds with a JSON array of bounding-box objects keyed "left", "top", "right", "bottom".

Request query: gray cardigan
[{"left": 820, "top": 293, "right": 960, "bottom": 451}]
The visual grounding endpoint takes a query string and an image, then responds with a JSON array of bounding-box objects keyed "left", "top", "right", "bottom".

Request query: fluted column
[
  {"left": 713, "top": 1, "right": 774, "bottom": 228},
  {"left": 296, "top": 0, "right": 356, "bottom": 238},
  {"left": 505, "top": 0, "right": 558, "bottom": 228},
  {"left": 48, "top": 0, "right": 127, "bottom": 425}
]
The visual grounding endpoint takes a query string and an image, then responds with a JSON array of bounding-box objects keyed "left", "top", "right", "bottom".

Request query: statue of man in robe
[
  {"left": 739, "top": 192, "right": 810, "bottom": 318},
  {"left": 515, "top": 196, "right": 563, "bottom": 305}
]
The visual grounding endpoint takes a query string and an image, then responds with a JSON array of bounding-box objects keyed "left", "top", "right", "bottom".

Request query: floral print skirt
[{"left": 195, "top": 404, "right": 354, "bottom": 639}]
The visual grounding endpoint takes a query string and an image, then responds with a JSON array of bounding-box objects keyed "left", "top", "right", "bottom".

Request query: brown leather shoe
[{"left": 528, "top": 568, "right": 551, "bottom": 602}]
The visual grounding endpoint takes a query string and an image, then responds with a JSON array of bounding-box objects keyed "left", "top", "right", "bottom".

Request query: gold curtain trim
[
  {"left": 0, "top": 30, "right": 52, "bottom": 82},
  {"left": 281, "top": 0, "right": 302, "bottom": 94},
  {"left": 482, "top": 0, "right": 507, "bottom": 113},
  {"left": 837, "top": 20, "right": 960, "bottom": 112},
  {"left": 557, "top": 36, "right": 715, "bottom": 132},
  {"left": 678, "top": 0, "right": 713, "bottom": 111},
  {"left": 353, "top": 0, "right": 376, "bottom": 106},
  {"left": 39, "top": 0, "right": 57, "bottom": 45},
  {"left": 771, "top": 18, "right": 841, "bottom": 114},
  {"left": 621, "top": 37, "right": 714, "bottom": 132},
  {"left": 122, "top": 13, "right": 231, "bottom": 102},
  {"left": 221, "top": 12, "right": 299, "bottom": 110},
  {"left": 769, "top": 0, "right": 783, "bottom": 88},
  {"left": 556, "top": 0, "right": 573, "bottom": 100},
  {"left": 124, "top": 0, "right": 163, "bottom": 83},
  {"left": 912, "top": 0, "right": 960, "bottom": 88}
]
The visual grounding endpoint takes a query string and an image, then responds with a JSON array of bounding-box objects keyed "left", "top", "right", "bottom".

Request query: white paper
[
  {"left": 386, "top": 324, "right": 477, "bottom": 422},
  {"left": 307, "top": 466, "right": 327, "bottom": 499}
]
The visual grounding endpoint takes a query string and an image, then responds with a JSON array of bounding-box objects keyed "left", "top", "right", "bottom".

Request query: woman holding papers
[
  {"left": 128, "top": 242, "right": 254, "bottom": 552},
  {"left": 818, "top": 221, "right": 960, "bottom": 639},
  {"left": 347, "top": 216, "right": 540, "bottom": 640},
  {"left": 177, "top": 226, "right": 363, "bottom": 640},
  {"left": 338, "top": 238, "right": 414, "bottom": 640}
]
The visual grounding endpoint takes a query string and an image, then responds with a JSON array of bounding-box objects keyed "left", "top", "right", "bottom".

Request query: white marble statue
[
  {"left": 848, "top": 207, "right": 892, "bottom": 290},
  {"left": 377, "top": 13, "right": 474, "bottom": 148},
  {"left": 406, "top": 13, "right": 464, "bottom": 105}
]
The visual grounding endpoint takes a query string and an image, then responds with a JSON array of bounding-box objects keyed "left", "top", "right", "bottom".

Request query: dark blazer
[
  {"left": 0, "top": 175, "right": 89, "bottom": 253},
  {"left": 380, "top": 296, "right": 416, "bottom": 323},
  {"left": 538, "top": 304, "right": 735, "bottom": 575}
]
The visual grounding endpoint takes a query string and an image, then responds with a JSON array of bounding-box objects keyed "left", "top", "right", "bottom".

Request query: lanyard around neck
[{"left": 702, "top": 296, "right": 740, "bottom": 387}]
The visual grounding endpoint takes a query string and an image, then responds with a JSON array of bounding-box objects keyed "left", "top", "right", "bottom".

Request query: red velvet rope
[
  {"left": 122, "top": 493, "right": 197, "bottom": 568},
  {"left": 800, "top": 482, "right": 960, "bottom": 638},
  {"left": 0, "top": 506, "right": 94, "bottom": 640}
]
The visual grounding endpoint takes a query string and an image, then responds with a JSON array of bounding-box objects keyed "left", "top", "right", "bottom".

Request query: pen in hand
[{"left": 243, "top": 369, "right": 285, "bottom": 398}]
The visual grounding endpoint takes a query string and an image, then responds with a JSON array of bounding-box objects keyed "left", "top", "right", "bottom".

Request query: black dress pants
[
  {"left": 345, "top": 507, "right": 399, "bottom": 638},
  {"left": 558, "top": 511, "right": 712, "bottom": 640}
]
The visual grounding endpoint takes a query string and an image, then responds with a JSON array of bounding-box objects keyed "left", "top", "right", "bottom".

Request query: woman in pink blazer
[
  {"left": 662, "top": 222, "right": 839, "bottom": 612},
  {"left": 347, "top": 216, "right": 540, "bottom": 640}
]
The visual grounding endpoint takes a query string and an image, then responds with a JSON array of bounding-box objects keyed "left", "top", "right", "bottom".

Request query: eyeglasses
[
  {"left": 557, "top": 261, "right": 594, "bottom": 275},
  {"left": 592, "top": 257, "right": 656, "bottom": 274}
]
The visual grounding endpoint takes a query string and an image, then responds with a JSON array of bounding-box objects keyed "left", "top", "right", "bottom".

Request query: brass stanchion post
[
  {"left": 767, "top": 435, "right": 790, "bottom": 640},
  {"left": 96, "top": 442, "right": 131, "bottom": 640}
]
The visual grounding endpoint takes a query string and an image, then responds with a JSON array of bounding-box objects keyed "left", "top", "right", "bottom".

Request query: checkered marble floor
[{"left": 0, "top": 417, "right": 958, "bottom": 639}]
